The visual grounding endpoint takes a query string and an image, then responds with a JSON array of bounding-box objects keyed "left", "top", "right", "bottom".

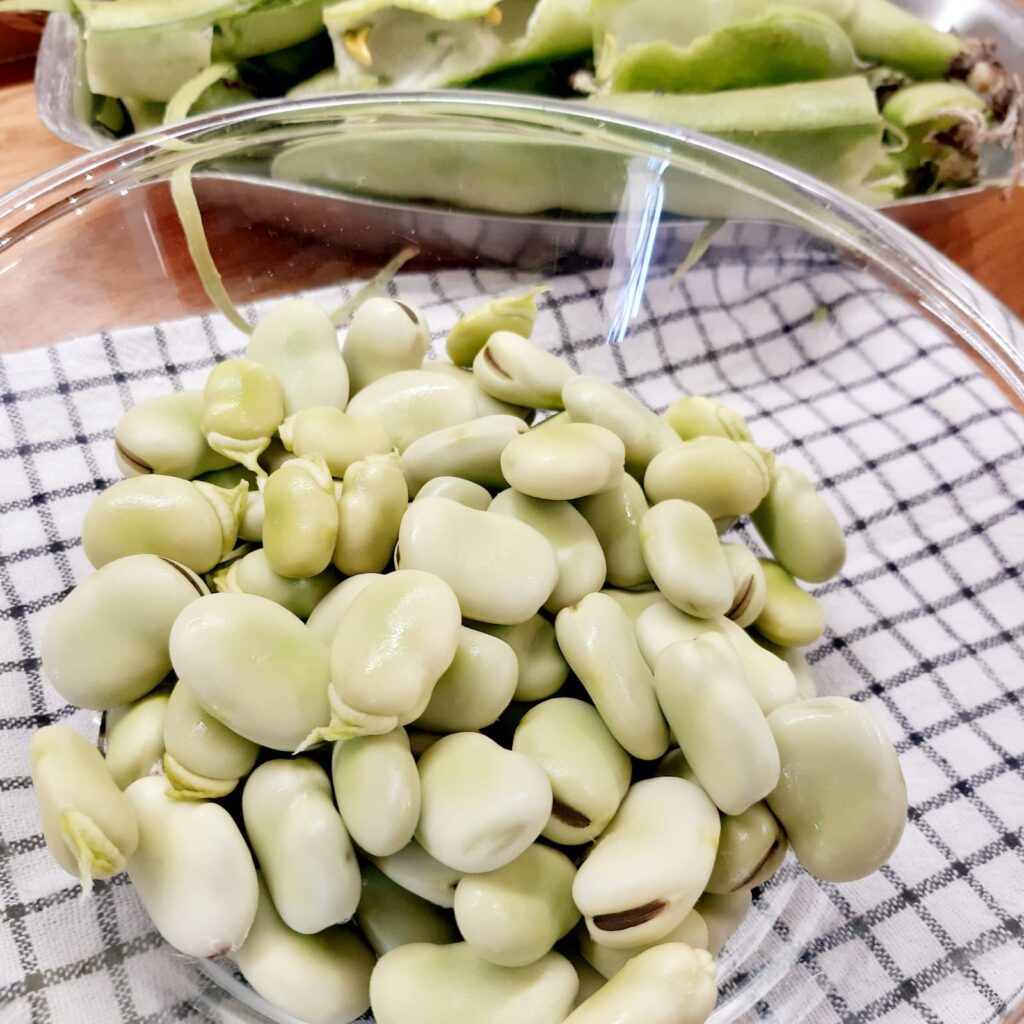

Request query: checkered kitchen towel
[{"left": 0, "top": 248, "right": 1022, "bottom": 1024}]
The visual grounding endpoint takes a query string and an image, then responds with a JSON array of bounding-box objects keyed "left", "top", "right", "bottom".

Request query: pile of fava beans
[{"left": 30, "top": 287, "right": 908, "bottom": 1024}]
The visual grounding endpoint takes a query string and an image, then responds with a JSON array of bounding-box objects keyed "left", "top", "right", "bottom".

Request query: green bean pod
[
  {"left": 634, "top": 600, "right": 798, "bottom": 714},
  {"left": 42, "top": 554, "right": 206, "bottom": 710},
  {"left": 124, "top": 775, "right": 258, "bottom": 958},
  {"left": 262, "top": 454, "right": 339, "bottom": 578},
  {"left": 414, "top": 475, "right": 492, "bottom": 510},
  {"left": 578, "top": 911, "right": 709, "bottom": 980},
  {"left": 500, "top": 422, "right": 626, "bottom": 501},
  {"left": 512, "top": 698, "right": 631, "bottom": 845},
  {"left": 357, "top": 862, "right": 460, "bottom": 956},
  {"left": 234, "top": 876, "right": 374, "bottom": 1024},
  {"left": 346, "top": 369, "right": 478, "bottom": 451},
  {"left": 473, "top": 331, "right": 576, "bottom": 410},
  {"left": 454, "top": 844, "right": 579, "bottom": 967},
  {"left": 305, "top": 573, "right": 383, "bottom": 646},
  {"left": 417, "top": 732, "right": 552, "bottom": 873},
  {"left": 706, "top": 801, "right": 788, "bottom": 895},
  {"left": 212, "top": 548, "right": 339, "bottom": 618},
  {"left": 402, "top": 415, "right": 529, "bottom": 495},
  {"left": 555, "top": 592, "right": 669, "bottom": 761},
  {"left": 562, "top": 376, "right": 679, "bottom": 478},
  {"left": 370, "top": 942, "right": 578, "bottom": 1024},
  {"left": 201, "top": 357, "right": 285, "bottom": 475},
  {"left": 103, "top": 686, "right": 171, "bottom": 790},
  {"left": 767, "top": 697, "right": 907, "bottom": 882},
  {"left": 169, "top": 592, "right": 331, "bottom": 751},
  {"left": 640, "top": 500, "right": 733, "bottom": 619},
  {"left": 243, "top": 758, "right": 361, "bottom": 934},
  {"left": 415, "top": 626, "right": 518, "bottom": 733},
  {"left": 343, "top": 296, "right": 430, "bottom": 394},
  {"left": 398, "top": 497, "right": 558, "bottom": 625},
  {"left": 319, "top": 570, "right": 462, "bottom": 741},
  {"left": 422, "top": 361, "right": 534, "bottom": 420},
  {"left": 754, "top": 559, "right": 825, "bottom": 647},
  {"left": 751, "top": 464, "right": 846, "bottom": 583},
  {"left": 573, "top": 777, "right": 719, "bottom": 949},
  {"left": 576, "top": 476, "right": 652, "bottom": 589},
  {"left": 246, "top": 298, "right": 349, "bottom": 415},
  {"left": 654, "top": 635, "right": 780, "bottom": 815},
  {"left": 82, "top": 476, "right": 246, "bottom": 573},
  {"left": 695, "top": 890, "right": 752, "bottom": 956},
  {"left": 720, "top": 543, "right": 768, "bottom": 629},
  {"left": 278, "top": 405, "right": 392, "bottom": 476},
  {"left": 662, "top": 396, "right": 751, "bottom": 443},
  {"left": 332, "top": 728, "right": 421, "bottom": 857},
  {"left": 446, "top": 287, "right": 545, "bottom": 366},
  {"left": 644, "top": 438, "right": 772, "bottom": 524},
  {"left": 369, "top": 840, "right": 463, "bottom": 909},
  {"left": 333, "top": 452, "right": 409, "bottom": 575},
  {"left": 562, "top": 943, "right": 717, "bottom": 1024},
  {"left": 472, "top": 615, "right": 569, "bottom": 702},
  {"left": 31, "top": 725, "right": 139, "bottom": 892},
  {"left": 114, "top": 390, "right": 233, "bottom": 479},
  {"left": 490, "top": 489, "right": 607, "bottom": 612}
]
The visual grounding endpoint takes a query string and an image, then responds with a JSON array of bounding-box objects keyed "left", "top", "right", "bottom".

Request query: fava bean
[
  {"left": 578, "top": 911, "right": 709, "bottom": 980},
  {"left": 346, "top": 369, "right": 478, "bottom": 451},
  {"left": 239, "top": 489, "right": 264, "bottom": 542},
  {"left": 399, "top": 497, "right": 558, "bottom": 625},
  {"left": 242, "top": 758, "right": 361, "bottom": 934},
  {"left": 695, "top": 891, "right": 751, "bottom": 957},
  {"left": 446, "top": 287, "right": 545, "bottom": 367},
  {"left": 369, "top": 840, "right": 462, "bottom": 909},
  {"left": 555, "top": 593, "right": 669, "bottom": 761},
  {"left": 574, "top": 777, "right": 719, "bottom": 949},
  {"left": 343, "top": 296, "right": 429, "bottom": 394},
  {"left": 662, "top": 396, "right": 751, "bottom": 443},
  {"left": 562, "top": 943, "right": 717, "bottom": 1024},
  {"left": 767, "top": 697, "right": 906, "bottom": 882},
  {"left": 654, "top": 636, "right": 780, "bottom": 815},
  {"left": 500, "top": 422, "right": 625, "bottom": 500},
  {"left": 41, "top": 554, "right": 206, "bottom": 710},
  {"left": 720, "top": 543, "right": 768, "bottom": 628},
  {"left": 639, "top": 500, "right": 733, "bottom": 619},
  {"left": 31, "top": 725, "right": 139, "bottom": 892},
  {"left": 414, "top": 475, "right": 492, "bottom": 510},
  {"left": 422, "top": 360, "right": 533, "bottom": 420},
  {"left": 201, "top": 357, "right": 285, "bottom": 474},
  {"left": 415, "top": 626, "right": 518, "bottom": 733},
  {"left": 576, "top": 476, "right": 652, "bottom": 589},
  {"left": 562, "top": 376, "right": 679, "bottom": 477},
  {"left": 473, "top": 331, "right": 575, "bottom": 410},
  {"left": 754, "top": 559, "right": 825, "bottom": 647},
  {"left": 490, "top": 489, "right": 607, "bottom": 612},
  {"left": 305, "top": 573, "right": 382, "bottom": 646},
  {"left": 601, "top": 587, "right": 664, "bottom": 624},
  {"left": 262, "top": 454, "right": 339, "bottom": 578},
  {"left": 114, "top": 390, "right": 232, "bottom": 479},
  {"left": 370, "top": 942, "right": 578, "bottom": 1024},
  {"left": 333, "top": 453, "right": 408, "bottom": 575},
  {"left": 357, "top": 862, "right": 460, "bottom": 956},
  {"left": 473, "top": 615, "right": 569, "bottom": 701},
  {"left": 169, "top": 592, "right": 331, "bottom": 751},
  {"left": 513, "top": 698, "right": 631, "bottom": 845},
  {"left": 706, "top": 802, "right": 788, "bottom": 895},
  {"left": 454, "top": 844, "right": 579, "bottom": 967},
  {"left": 213, "top": 547, "right": 338, "bottom": 618},
  {"left": 163, "top": 682, "right": 259, "bottom": 800},
  {"left": 332, "top": 728, "right": 421, "bottom": 857},
  {"left": 125, "top": 775, "right": 257, "bottom": 958},
  {"left": 278, "top": 406, "right": 392, "bottom": 476},
  {"left": 246, "top": 298, "right": 349, "bottom": 415},
  {"left": 103, "top": 686, "right": 171, "bottom": 790},
  {"left": 235, "top": 876, "right": 374, "bottom": 1024},
  {"left": 417, "top": 732, "right": 552, "bottom": 873},
  {"left": 82, "top": 476, "right": 246, "bottom": 573},
  {"left": 751, "top": 464, "right": 846, "bottom": 583}
]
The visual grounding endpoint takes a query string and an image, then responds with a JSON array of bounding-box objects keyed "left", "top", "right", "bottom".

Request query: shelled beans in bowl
[{"left": 30, "top": 285, "right": 907, "bottom": 1024}]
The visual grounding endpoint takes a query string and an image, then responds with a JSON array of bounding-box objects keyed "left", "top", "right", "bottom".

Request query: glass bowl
[{"left": 0, "top": 93, "right": 1022, "bottom": 1024}]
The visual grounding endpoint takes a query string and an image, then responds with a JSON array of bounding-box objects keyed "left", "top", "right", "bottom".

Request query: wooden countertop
[{"left": 1, "top": 57, "right": 1023, "bottom": 321}]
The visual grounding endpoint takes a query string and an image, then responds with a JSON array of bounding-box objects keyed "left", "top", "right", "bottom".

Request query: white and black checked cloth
[{"left": 0, "top": 250, "right": 1022, "bottom": 1024}]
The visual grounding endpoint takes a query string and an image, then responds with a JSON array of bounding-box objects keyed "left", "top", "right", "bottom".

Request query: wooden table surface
[{"left": 1, "top": 56, "right": 1024, "bottom": 321}]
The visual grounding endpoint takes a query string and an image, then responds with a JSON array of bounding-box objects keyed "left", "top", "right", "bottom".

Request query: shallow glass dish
[{"left": 0, "top": 94, "right": 1022, "bottom": 1024}]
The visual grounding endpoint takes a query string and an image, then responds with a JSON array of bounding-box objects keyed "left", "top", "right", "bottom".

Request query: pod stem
[
  {"left": 164, "top": 62, "right": 236, "bottom": 126},
  {"left": 329, "top": 244, "right": 420, "bottom": 326}
]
